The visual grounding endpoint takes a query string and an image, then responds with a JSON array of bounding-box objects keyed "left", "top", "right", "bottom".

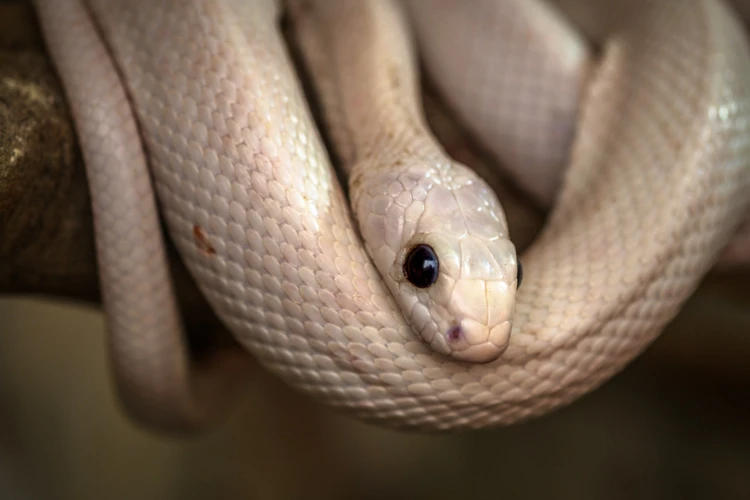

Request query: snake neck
[{"left": 289, "top": 0, "right": 443, "bottom": 173}]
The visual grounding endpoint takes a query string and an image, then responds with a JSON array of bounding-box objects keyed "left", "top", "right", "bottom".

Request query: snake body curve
[{"left": 32, "top": 0, "right": 750, "bottom": 432}]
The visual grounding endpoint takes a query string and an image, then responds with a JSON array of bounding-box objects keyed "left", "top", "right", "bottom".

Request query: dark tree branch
[{"left": 0, "top": 2, "right": 98, "bottom": 301}]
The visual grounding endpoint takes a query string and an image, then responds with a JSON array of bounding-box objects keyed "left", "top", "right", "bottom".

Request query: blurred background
[
  {"left": 2, "top": 0, "right": 750, "bottom": 498},
  {"left": 1, "top": 275, "right": 749, "bottom": 499}
]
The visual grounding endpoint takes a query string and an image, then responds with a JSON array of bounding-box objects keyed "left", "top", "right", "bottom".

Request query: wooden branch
[{"left": 0, "top": 2, "right": 99, "bottom": 301}]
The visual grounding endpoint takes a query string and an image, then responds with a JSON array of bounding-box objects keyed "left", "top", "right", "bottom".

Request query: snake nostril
[{"left": 446, "top": 325, "right": 462, "bottom": 343}]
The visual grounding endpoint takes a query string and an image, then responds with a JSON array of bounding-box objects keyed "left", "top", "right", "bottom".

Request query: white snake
[{"left": 31, "top": 0, "right": 750, "bottom": 432}]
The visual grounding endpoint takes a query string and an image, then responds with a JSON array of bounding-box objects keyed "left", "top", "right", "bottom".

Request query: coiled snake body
[{"left": 32, "top": 0, "right": 750, "bottom": 432}]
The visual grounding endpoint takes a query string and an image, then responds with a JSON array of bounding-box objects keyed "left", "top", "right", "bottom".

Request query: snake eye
[
  {"left": 404, "top": 244, "right": 439, "bottom": 288},
  {"left": 517, "top": 260, "right": 523, "bottom": 288}
]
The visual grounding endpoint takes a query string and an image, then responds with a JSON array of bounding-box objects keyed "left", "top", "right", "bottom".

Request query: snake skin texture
[
  {"left": 32, "top": 0, "right": 750, "bottom": 432},
  {"left": 32, "top": 0, "right": 250, "bottom": 431},
  {"left": 405, "top": 0, "right": 591, "bottom": 206},
  {"left": 410, "top": 0, "right": 750, "bottom": 264}
]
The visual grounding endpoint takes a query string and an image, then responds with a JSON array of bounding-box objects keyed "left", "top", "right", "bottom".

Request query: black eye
[
  {"left": 404, "top": 244, "right": 439, "bottom": 288},
  {"left": 517, "top": 260, "right": 523, "bottom": 288}
]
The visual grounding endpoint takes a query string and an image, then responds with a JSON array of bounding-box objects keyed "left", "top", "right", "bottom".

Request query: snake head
[{"left": 352, "top": 159, "right": 519, "bottom": 363}]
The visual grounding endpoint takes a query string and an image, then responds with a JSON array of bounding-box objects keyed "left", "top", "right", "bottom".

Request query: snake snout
[{"left": 444, "top": 319, "right": 510, "bottom": 363}]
